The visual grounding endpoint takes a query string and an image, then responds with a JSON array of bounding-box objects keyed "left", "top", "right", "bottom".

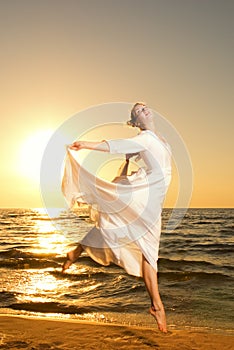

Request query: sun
[{"left": 19, "top": 129, "right": 54, "bottom": 183}]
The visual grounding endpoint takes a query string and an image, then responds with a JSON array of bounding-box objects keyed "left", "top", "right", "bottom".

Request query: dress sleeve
[{"left": 105, "top": 132, "right": 150, "bottom": 154}]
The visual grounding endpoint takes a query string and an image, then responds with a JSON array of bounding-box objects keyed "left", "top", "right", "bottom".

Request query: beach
[{"left": 0, "top": 315, "right": 233, "bottom": 350}]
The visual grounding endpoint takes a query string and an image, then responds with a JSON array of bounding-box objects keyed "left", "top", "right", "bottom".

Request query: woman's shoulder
[
  {"left": 140, "top": 130, "right": 159, "bottom": 142},
  {"left": 142, "top": 130, "right": 171, "bottom": 153}
]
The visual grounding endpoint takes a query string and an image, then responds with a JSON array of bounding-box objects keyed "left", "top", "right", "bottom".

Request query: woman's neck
[
  {"left": 146, "top": 126, "right": 156, "bottom": 133},
  {"left": 138, "top": 119, "right": 156, "bottom": 133},
  {"left": 142, "top": 124, "right": 156, "bottom": 133}
]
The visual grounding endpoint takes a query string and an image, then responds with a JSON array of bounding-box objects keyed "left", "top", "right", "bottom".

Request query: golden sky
[{"left": 0, "top": 0, "right": 233, "bottom": 208}]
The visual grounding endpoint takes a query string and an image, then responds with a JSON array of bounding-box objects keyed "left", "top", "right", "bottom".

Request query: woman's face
[{"left": 133, "top": 104, "right": 153, "bottom": 125}]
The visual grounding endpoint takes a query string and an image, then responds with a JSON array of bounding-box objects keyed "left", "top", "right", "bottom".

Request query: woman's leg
[
  {"left": 62, "top": 244, "right": 84, "bottom": 273},
  {"left": 142, "top": 255, "right": 167, "bottom": 333}
]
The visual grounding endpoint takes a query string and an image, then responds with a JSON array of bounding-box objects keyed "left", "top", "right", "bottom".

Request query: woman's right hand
[
  {"left": 68, "top": 140, "right": 109, "bottom": 152},
  {"left": 68, "top": 141, "right": 84, "bottom": 151}
]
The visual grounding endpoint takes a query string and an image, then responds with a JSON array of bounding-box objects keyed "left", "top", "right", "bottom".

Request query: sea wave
[
  {"left": 6, "top": 301, "right": 144, "bottom": 314},
  {"left": 160, "top": 270, "right": 232, "bottom": 282}
]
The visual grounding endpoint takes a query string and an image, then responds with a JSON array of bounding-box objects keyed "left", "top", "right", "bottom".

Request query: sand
[{"left": 0, "top": 315, "right": 233, "bottom": 350}]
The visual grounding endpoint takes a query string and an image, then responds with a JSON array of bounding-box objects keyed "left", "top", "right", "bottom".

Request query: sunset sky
[{"left": 0, "top": 0, "right": 233, "bottom": 208}]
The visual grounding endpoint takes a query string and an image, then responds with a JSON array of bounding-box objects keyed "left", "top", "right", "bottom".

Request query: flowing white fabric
[{"left": 61, "top": 130, "right": 171, "bottom": 277}]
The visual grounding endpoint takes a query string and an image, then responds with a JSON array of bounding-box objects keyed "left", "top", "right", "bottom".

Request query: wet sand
[{"left": 0, "top": 315, "right": 233, "bottom": 350}]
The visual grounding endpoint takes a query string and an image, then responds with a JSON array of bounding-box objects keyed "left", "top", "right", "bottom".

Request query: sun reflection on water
[
  {"left": 32, "top": 207, "right": 66, "bottom": 218},
  {"left": 34, "top": 219, "right": 56, "bottom": 234},
  {"left": 31, "top": 208, "right": 70, "bottom": 254},
  {"left": 37, "top": 233, "right": 66, "bottom": 254},
  {"left": 14, "top": 270, "right": 71, "bottom": 303},
  {"left": 25, "top": 272, "right": 60, "bottom": 295}
]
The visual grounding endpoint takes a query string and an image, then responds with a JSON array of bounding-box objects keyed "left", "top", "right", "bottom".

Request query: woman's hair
[{"left": 127, "top": 102, "right": 146, "bottom": 127}]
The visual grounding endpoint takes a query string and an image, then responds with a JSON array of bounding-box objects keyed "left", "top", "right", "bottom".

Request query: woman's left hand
[{"left": 126, "top": 152, "right": 140, "bottom": 160}]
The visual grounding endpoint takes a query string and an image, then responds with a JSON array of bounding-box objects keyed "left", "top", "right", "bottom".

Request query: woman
[{"left": 61, "top": 103, "right": 171, "bottom": 333}]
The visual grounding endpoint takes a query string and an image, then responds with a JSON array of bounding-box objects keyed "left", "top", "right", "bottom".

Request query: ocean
[{"left": 0, "top": 208, "right": 233, "bottom": 333}]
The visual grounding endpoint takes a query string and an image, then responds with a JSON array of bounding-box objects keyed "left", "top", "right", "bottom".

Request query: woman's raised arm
[{"left": 69, "top": 140, "right": 110, "bottom": 152}]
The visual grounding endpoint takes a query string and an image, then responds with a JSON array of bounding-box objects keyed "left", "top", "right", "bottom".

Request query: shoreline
[
  {"left": 1, "top": 310, "right": 233, "bottom": 334},
  {"left": 0, "top": 314, "right": 233, "bottom": 350},
  {"left": 0, "top": 312, "right": 233, "bottom": 334}
]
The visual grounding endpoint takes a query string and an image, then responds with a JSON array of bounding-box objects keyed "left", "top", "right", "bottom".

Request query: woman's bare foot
[
  {"left": 62, "top": 252, "right": 74, "bottom": 273},
  {"left": 62, "top": 245, "right": 83, "bottom": 273},
  {"left": 149, "top": 305, "right": 167, "bottom": 333}
]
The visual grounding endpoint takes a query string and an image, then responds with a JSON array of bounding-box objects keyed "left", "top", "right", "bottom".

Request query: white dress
[{"left": 62, "top": 130, "right": 171, "bottom": 277}]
